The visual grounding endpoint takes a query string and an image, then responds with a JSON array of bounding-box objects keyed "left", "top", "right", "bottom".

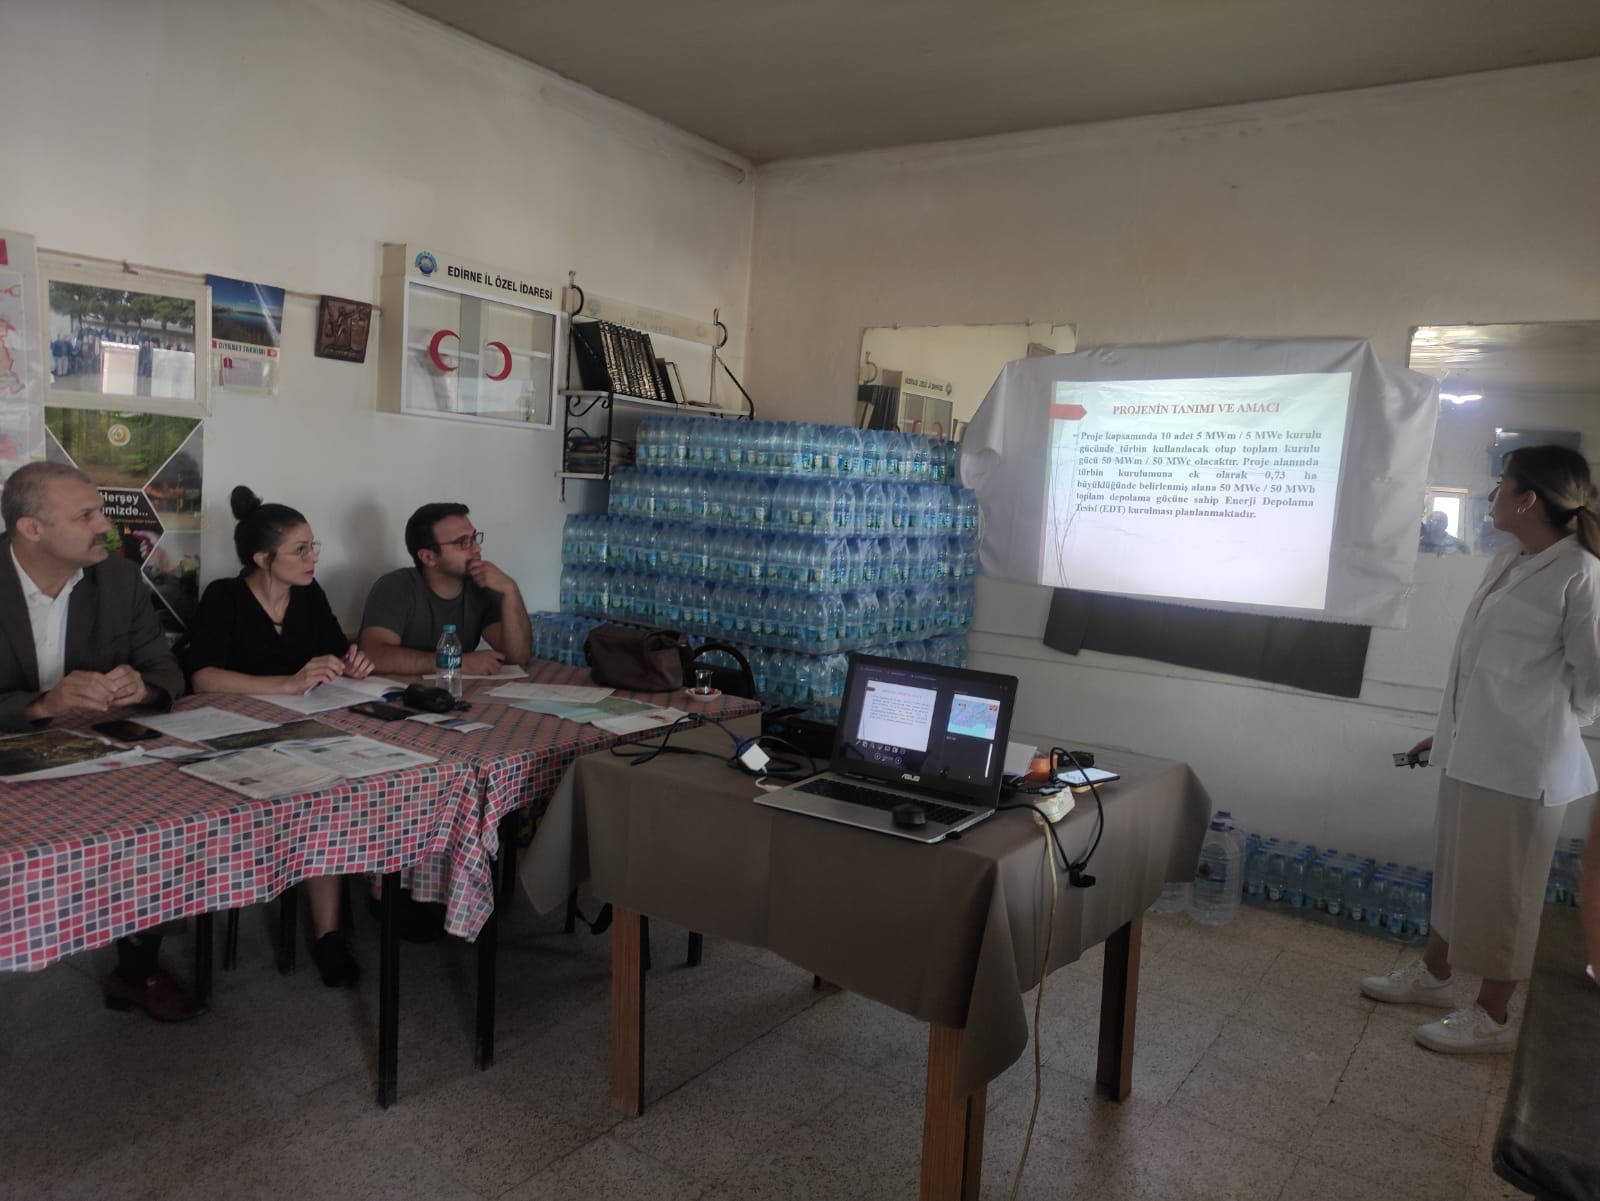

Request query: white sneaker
[
  {"left": 1359, "top": 959, "right": 1456, "bottom": 1007},
  {"left": 1413, "top": 1003, "right": 1516, "bottom": 1054}
]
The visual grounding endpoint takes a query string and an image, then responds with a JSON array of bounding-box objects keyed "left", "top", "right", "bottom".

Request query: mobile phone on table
[{"left": 92, "top": 719, "right": 159, "bottom": 742}]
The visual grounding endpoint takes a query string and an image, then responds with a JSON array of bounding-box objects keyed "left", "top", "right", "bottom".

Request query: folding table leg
[
  {"left": 377, "top": 870, "right": 401, "bottom": 1108},
  {"left": 610, "top": 906, "right": 645, "bottom": 1117},
  {"left": 276, "top": 884, "right": 298, "bottom": 975},
  {"left": 1096, "top": 916, "right": 1142, "bottom": 1100},
  {"left": 474, "top": 898, "right": 499, "bottom": 1069},
  {"left": 920, "top": 1023, "right": 985, "bottom": 1201}
]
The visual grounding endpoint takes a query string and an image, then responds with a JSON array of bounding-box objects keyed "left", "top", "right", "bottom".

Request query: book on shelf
[
  {"left": 569, "top": 321, "right": 613, "bottom": 392},
  {"left": 571, "top": 319, "right": 677, "bottom": 402},
  {"left": 636, "top": 331, "right": 662, "bottom": 401},
  {"left": 655, "top": 357, "right": 678, "bottom": 405}
]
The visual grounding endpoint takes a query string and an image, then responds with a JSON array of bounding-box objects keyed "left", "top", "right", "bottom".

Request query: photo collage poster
[
  {"left": 44, "top": 407, "right": 203, "bottom": 634},
  {"left": 0, "top": 231, "right": 48, "bottom": 480}
]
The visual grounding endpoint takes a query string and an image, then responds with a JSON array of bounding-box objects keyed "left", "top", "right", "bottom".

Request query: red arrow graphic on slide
[{"left": 1052, "top": 403, "right": 1087, "bottom": 421}]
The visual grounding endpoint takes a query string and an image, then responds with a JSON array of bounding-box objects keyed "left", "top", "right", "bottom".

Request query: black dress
[{"left": 182, "top": 575, "right": 349, "bottom": 682}]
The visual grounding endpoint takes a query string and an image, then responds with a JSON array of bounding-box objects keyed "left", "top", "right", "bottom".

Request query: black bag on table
[{"left": 583, "top": 624, "right": 690, "bottom": 692}]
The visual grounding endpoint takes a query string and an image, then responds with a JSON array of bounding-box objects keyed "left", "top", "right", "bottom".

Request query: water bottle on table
[{"left": 436, "top": 624, "right": 463, "bottom": 700}]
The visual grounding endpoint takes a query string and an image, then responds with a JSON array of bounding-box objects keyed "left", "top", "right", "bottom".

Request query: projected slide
[
  {"left": 1044, "top": 373, "right": 1352, "bottom": 609},
  {"left": 947, "top": 694, "right": 1000, "bottom": 740}
]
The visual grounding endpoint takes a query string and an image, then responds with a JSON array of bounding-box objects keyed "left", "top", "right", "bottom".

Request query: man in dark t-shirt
[{"left": 358, "top": 502, "right": 530, "bottom": 677}]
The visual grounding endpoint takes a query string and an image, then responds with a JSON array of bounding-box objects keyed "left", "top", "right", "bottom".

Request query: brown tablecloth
[{"left": 522, "top": 722, "right": 1211, "bottom": 1095}]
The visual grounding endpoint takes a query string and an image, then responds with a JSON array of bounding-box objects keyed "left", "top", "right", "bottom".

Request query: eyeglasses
[
  {"left": 433, "top": 531, "right": 485, "bottom": 552},
  {"left": 288, "top": 541, "right": 322, "bottom": 560}
]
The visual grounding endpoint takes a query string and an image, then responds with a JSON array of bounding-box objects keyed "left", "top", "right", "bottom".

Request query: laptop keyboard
[{"left": 796, "top": 777, "right": 976, "bottom": 827}]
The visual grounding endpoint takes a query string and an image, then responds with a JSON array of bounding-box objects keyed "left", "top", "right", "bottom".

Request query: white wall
[
  {"left": 745, "top": 61, "right": 1600, "bottom": 863},
  {"left": 0, "top": 0, "right": 753, "bottom": 627}
]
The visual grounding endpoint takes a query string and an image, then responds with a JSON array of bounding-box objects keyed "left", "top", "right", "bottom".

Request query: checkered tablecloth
[{"left": 0, "top": 661, "right": 756, "bottom": 972}]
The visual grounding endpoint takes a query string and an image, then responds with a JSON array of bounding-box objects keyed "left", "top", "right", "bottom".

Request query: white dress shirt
[
  {"left": 1433, "top": 535, "right": 1600, "bottom": 804},
  {"left": 10, "top": 548, "right": 83, "bottom": 692}
]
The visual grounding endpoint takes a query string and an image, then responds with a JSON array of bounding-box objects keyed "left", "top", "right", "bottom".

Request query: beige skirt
[{"left": 1431, "top": 775, "right": 1568, "bottom": 980}]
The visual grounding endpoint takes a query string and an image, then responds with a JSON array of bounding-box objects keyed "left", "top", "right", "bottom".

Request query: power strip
[{"left": 1033, "top": 791, "right": 1076, "bottom": 823}]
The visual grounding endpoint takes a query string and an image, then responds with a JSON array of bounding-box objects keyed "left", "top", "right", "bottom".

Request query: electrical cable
[
  {"left": 610, "top": 715, "right": 816, "bottom": 781},
  {"left": 1051, "top": 746, "right": 1106, "bottom": 888}
]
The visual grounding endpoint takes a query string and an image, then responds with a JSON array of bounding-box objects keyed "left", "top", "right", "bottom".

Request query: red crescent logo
[
  {"left": 485, "top": 341, "right": 513, "bottom": 381},
  {"left": 428, "top": 329, "right": 458, "bottom": 372}
]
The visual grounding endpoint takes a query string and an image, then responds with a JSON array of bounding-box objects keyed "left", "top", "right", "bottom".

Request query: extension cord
[{"left": 1032, "top": 792, "right": 1076, "bottom": 823}]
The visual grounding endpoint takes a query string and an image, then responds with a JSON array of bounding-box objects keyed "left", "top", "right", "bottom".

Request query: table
[
  {"left": 525, "top": 722, "right": 1211, "bottom": 1200},
  {"left": 0, "top": 663, "right": 756, "bottom": 1106}
]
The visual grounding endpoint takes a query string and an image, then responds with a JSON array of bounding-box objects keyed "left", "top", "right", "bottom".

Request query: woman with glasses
[
  {"left": 1362, "top": 446, "right": 1600, "bottom": 1050},
  {"left": 182, "top": 485, "right": 373, "bottom": 987}
]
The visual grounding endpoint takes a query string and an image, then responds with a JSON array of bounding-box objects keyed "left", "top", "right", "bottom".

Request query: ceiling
[{"left": 395, "top": 0, "right": 1600, "bottom": 163}]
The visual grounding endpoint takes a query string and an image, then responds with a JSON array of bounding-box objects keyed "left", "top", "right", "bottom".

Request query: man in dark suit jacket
[{"left": 0, "top": 462, "right": 200, "bottom": 1019}]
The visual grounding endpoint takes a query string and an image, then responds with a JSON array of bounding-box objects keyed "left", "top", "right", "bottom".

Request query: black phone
[
  {"left": 348, "top": 701, "right": 412, "bottom": 722},
  {"left": 92, "top": 719, "right": 159, "bottom": 742}
]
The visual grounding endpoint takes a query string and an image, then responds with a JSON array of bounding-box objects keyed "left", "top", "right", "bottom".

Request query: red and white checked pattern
[{"left": 0, "top": 662, "right": 755, "bottom": 972}]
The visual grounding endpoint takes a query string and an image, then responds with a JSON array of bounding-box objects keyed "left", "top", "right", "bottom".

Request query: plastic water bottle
[
  {"left": 1152, "top": 881, "right": 1191, "bottom": 915},
  {"left": 1264, "top": 850, "right": 1288, "bottom": 903},
  {"left": 1242, "top": 842, "right": 1269, "bottom": 900},
  {"left": 435, "top": 624, "right": 463, "bottom": 700},
  {"left": 1345, "top": 863, "right": 1368, "bottom": 923},
  {"left": 1284, "top": 849, "right": 1309, "bottom": 908},
  {"left": 1189, "top": 818, "right": 1242, "bottom": 925},
  {"left": 1410, "top": 881, "right": 1431, "bottom": 939}
]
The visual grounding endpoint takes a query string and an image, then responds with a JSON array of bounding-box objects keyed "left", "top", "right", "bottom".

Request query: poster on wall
[
  {"left": 44, "top": 406, "right": 203, "bottom": 634},
  {"left": 206, "top": 273, "right": 284, "bottom": 393},
  {"left": 0, "top": 231, "right": 48, "bottom": 479}
]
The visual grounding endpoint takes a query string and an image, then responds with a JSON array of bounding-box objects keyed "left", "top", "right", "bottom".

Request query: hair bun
[{"left": 229, "top": 485, "right": 263, "bottom": 521}]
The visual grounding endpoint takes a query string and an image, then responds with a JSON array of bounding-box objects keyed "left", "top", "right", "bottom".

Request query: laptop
[{"left": 755, "top": 654, "right": 1019, "bottom": 843}]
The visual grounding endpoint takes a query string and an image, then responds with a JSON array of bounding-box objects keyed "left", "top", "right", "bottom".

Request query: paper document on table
[
  {"left": 0, "top": 731, "right": 148, "bottom": 781},
  {"left": 406, "top": 714, "right": 493, "bottom": 734},
  {"left": 254, "top": 678, "right": 401, "bottom": 715},
  {"left": 511, "top": 698, "right": 608, "bottom": 721},
  {"left": 117, "top": 707, "right": 281, "bottom": 743},
  {"left": 1004, "top": 742, "right": 1038, "bottom": 777},
  {"left": 180, "top": 748, "right": 345, "bottom": 799},
  {"left": 426, "top": 664, "right": 528, "bottom": 682},
  {"left": 589, "top": 705, "right": 687, "bottom": 736},
  {"left": 278, "top": 735, "right": 437, "bottom": 779},
  {"left": 488, "top": 682, "right": 612, "bottom": 703}
]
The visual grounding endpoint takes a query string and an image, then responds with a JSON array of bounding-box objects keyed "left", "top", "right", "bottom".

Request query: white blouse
[{"left": 1432, "top": 535, "right": 1600, "bottom": 804}]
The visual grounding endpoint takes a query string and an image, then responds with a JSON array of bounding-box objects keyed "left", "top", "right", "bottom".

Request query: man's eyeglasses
[{"left": 433, "top": 531, "right": 485, "bottom": 552}]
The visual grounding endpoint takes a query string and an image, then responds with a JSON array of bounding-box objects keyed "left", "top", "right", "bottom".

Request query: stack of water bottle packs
[
  {"left": 552, "top": 418, "right": 976, "bottom": 704},
  {"left": 1170, "top": 811, "right": 1584, "bottom": 946},
  {"left": 1240, "top": 836, "right": 1436, "bottom": 944}
]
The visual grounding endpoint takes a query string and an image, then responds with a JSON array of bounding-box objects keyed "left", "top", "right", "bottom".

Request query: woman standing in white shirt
[{"left": 1362, "top": 445, "right": 1600, "bottom": 1052}]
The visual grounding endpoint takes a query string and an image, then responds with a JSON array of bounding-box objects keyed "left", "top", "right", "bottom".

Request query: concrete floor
[{"left": 0, "top": 899, "right": 1527, "bottom": 1200}]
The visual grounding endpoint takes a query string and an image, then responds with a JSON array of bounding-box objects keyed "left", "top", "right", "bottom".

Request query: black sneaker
[{"left": 311, "top": 932, "right": 361, "bottom": 988}]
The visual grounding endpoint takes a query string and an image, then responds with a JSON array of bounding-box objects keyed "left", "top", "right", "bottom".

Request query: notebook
[{"left": 755, "top": 654, "right": 1019, "bottom": 843}]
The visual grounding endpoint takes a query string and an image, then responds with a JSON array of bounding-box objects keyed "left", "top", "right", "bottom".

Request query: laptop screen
[{"left": 830, "top": 655, "right": 1019, "bottom": 804}]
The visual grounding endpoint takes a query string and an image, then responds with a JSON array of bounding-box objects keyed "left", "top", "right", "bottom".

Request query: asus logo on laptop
[{"left": 900, "top": 772, "right": 921, "bottom": 783}]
